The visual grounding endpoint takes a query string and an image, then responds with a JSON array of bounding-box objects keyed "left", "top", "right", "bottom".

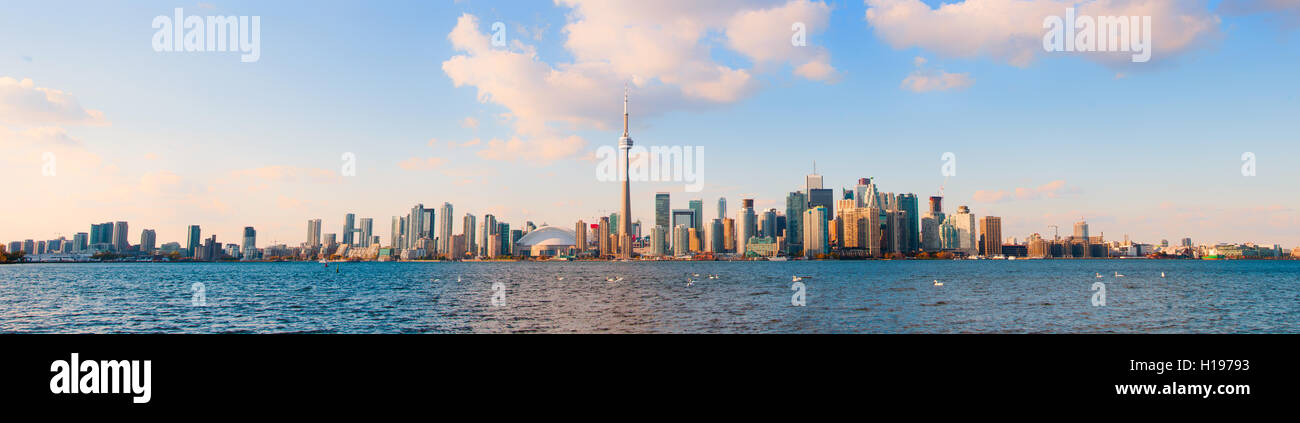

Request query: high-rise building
[
  {"left": 761, "top": 209, "right": 778, "bottom": 239},
  {"left": 898, "top": 194, "right": 919, "bottom": 253},
  {"left": 439, "top": 203, "right": 454, "bottom": 257},
  {"left": 650, "top": 225, "right": 666, "bottom": 257},
  {"left": 241, "top": 227, "right": 257, "bottom": 260},
  {"left": 722, "top": 218, "right": 736, "bottom": 253},
  {"left": 736, "top": 199, "right": 756, "bottom": 257},
  {"left": 358, "top": 218, "right": 373, "bottom": 247},
  {"left": 981, "top": 216, "right": 1003, "bottom": 257},
  {"left": 480, "top": 214, "right": 496, "bottom": 257},
  {"left": 687, "top": 199, "right": 703, "bottom": 231},
  {"left": 112, "top": 221, "right": 129, "bottom": 251},
  {"left": 186, "top": 225, "right": 201, "bottom": 258},
  {"left": 391, "top": 216, "right": 403, "bottom": 248},
  {"left": 462, "top": 214, "right": 476, "bottom": 258},
  {"left": 307, "top": 219, "right": 322, "bottom": 247},
  {"left": 575, "top": 220, "right": 587, "bottom": 253},
  {"left": 952, "top": 206, "right": 978, "bottom": 255},
  {"left": 671, "top": 209, "right": 695, "bottom": 236},
  {"left": 717, "top": 197, "right": 726, "bottom": 220},
  {"left": 139, "top": 229, "right": 156, "bottom": 253},
  {"left": 809, "top": 188, "right": 834, "bottom": 217},
  {"left": 672, "top": 224, "right": 689, "bottom": 256},
  {"left": 708, "top": 219, "right": 723, "bottom": 253},
  {"left": 805, "top": 163, "right": 823, "bottom": 199},
  {"left": 803, "top": 206, "right": 829, "bottom": 258},
  {"left": 1074, "top": 219, "right": 1089, "bottom": 240},
  {"left": 598, "top": 216, "right": 611, "bottom": 257},
  {"left": 342, "top": 213, "right": 356, "bottom": 245},
  {"left": 654, "top": 192, "right": 670, "bottom": 231},
  {"left": 73, "top": 232, "right": 88, "bottom": 252},
  {"left": 785, "top": 191, "right": 806, "bottom": 255}
]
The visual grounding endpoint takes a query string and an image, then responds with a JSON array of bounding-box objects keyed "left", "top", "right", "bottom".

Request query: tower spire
[{"left": 622, "top": 84, "right": 629, "bottom": 137}]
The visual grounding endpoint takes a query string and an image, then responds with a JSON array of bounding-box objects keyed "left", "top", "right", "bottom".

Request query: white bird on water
[
  {"left": 556, "top": 276, "right": 565, "bottom": 281},
  {"left": 1114, "top": 271, "right": 1125, "bottom": 277},
  {"left": 1161, "top": 272, "right": 1166, "bottom": 278},
  {"left": 933, "top": 280, "right": 943, "bottom": 287},
  {"left": 792, "top": 275, "right": 803, "bottom": 282},
  {"left": 1095, "top": 273, "right": 1104, "bottom": 278}
]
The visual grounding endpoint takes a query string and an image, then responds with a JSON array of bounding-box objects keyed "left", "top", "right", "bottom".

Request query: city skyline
[{"left": 2, "top": 1, "right": 1298, "bottom": 247}]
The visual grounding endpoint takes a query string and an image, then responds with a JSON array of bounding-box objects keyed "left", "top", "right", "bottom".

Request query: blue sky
[{"left": 2, "top": 0, "right": 1298, "bottom": 248}]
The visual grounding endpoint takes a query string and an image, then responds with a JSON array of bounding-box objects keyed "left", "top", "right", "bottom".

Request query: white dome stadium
[{"left": 514, "top": 226, "right": 577, "bottom": 257}]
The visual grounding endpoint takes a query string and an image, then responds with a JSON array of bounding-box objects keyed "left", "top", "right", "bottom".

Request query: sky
[{"left": 2, "top": 0, "right": 1298, "bottom": 249}]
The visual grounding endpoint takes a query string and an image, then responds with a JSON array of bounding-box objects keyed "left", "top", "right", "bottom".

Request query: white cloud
[
  {"left": 0, "top": 77, "right": 108, "bottom": 126},
  {"left": 974, "top": 180, "right": 1080, "bottom": 203},
  {"left": 865, "top": 0, "right": 1221, "bottom": 68},
  {"left": 397, "top": 156, "right": 449, "bottom": 171},
  {"left": 460, "top": 117, "right": 479, "bottom": 129},
  {"left": 442, "top": 1, "right": 839, "bottom": 162},
  {"left": 900, "top": 56, "right": 973, "bottom": 92}
]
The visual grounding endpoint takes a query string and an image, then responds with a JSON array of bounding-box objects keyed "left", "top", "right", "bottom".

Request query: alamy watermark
[
  {"left": 152, "top": 8, "right": 261, "bottom": 63},
  {"left": 1043, "top": 8, "right": 1152, "bottom": 63},
  {"left": 596, "top": 145, "right": 704, "bottom": 192}
]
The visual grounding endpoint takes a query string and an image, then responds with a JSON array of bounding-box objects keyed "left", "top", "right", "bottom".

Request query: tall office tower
[
  {"left": 952, "top": 206, "right": 978, "bottom": 255},
  {"left": 462, "top": 214, "right": 476, "bottom": 258},
  {"left": 111, "top": 221, "right": 129, "bottom": 251},
  {"left": 761, "top": 209, "right": 778, "bottom": 239},
  {"left": 688, "top": 227, "right": 701, "bottom": 252},
  {"left": 498, "top": 223, "right": 511, "bottom": 256},
  {"left": 1181, "top": 238, "right": 1193, "bottom": 247},
  {"left": 929, "top": 195, "right": 943, "bottom": 214},
  {"left": 885, "top": 209, "right": 905, "bottom": 254},
  {"left": 650, "top": 225, "right": 666, "bottom": 257},
  {"left": 73, "top": 232, "right": 88, "bottom": 252},
  {"left": 23, "top": 240, "right": 35, "bottom": 254},
  {"left": 785, "top": 191, "right": 806, "bottom": 255},
  {"left": 342, "top": 213, "right": 356, "bottom": 245},
  {"left": 618, "top": 89, "right": 634, "bottom": 260},
  {"left": 802, "top": 206, "right": 829, "bottom": 258},
  {"left": 722, "top": 218, "right": 736, "bottom": 253},
  {"left": 921, "top": 215, "right": 941, "bottom": 252},
  {"left": 575, "top": 220, "right": 587, "bottom": 252},
  {"left": 708, "top": 219, "right": 723, "bottom": 253},
  {"left": 186, "top": 225, "right": 201, "bottom": 258},
  {"left": 139, "top": 229, "right": 156, "bottom": 253},
  {"left": 480, "top": 214, "right": 496, "bottom": 257},
  {"left": 687, "top": 199, "right": 704, "bottom": 231},
  {"left": 241, "top": 227, "right": 256, "bottom": 260},
  {"left": 981, "top": 216, "right": 1003, "bottom": 257},
  {"left": 608, "top": 213, "right": 619, "bottom": 236},
  {"left": 403, "top": 204, "right": 425, "bottom": 250},
  {"left": 358, "top": 218, "right": 373, "bottom": 247},
  {"left": 673, "top": 224, "right": 689, "bottom": 256},
  {"left": 655, "top": 192, "right": 670, "bottom": 231},
  {"left": 451, "top": 234, "right": 466, "bottom": 259},
  {"left": 89, "top": 223, "right": 108, "bottom": 247},
  {"left": 307, "top": 219, "right": 322, "bottom": 247},
  {"left": 940, "top": 216, "right": 959, "bottom": 250},
  {"left": 439, "top": 203, "right": 454, "bottom": 257},
  {"left": 898, "top": 194, "right": 919, "bottom": 252},
  {"left": 671, "top": 209, "right": 695, "bottom": 238},
  {"left": 717, "top": 197, "right": 726, "bottom": 220},
  {"left": 805, "top": 162, "right": 823, "bottom": 200},
  {"left": 390, "top": 216, "right": 402, "bottom": 248},
  {"left": 736, "top": 199, "right": 756, "bottom": 257},
  {"left": 809, "top": 188, "right": 834, "bottom": 217},
  {"left": 598, "top": 217, "right": 610, "bottom": 257},
  {"left": 1074, "top": 219, "right": 1089, "bottom": 240},
  {"left": 853, "top": 178, "right": 869, "bottom": 208}
]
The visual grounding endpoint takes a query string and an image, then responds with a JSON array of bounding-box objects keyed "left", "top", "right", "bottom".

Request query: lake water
[{"left": 0, "top": 260, "right": 1296, "bottom": 333}]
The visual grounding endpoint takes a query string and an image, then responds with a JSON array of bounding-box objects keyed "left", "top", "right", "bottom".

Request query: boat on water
[
  {"left": 1202, "top": 254, "right": 1225, "bottom": 260},
  {"left": 768, "top": 257, "right": 788, "bottom": 262}
]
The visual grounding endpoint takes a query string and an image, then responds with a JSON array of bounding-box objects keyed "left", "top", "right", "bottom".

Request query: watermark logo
[
  {"left": 152, "top": 8, "right": 261, "bottom": 63},
  {"left": 941, "top": 152, "right": 956, "bottom": 177},
  {"left": 595, "top": 145, "right": 704, "bottom": 192},
  {"left": 1043, "top": 8, "right": 1151, "bottom": 63},
  {"left": 191, "top": 282, "right": 206, "bottom": 306},
  {"left": 1091, "top": 281, "right": 1106, "bottom": 307},
  {"left": 791, "top": 22, "right": 806, "bottom": 47},
  {"left": 1241, "top": 152, "right": 1255, "bottom": 177},
  {"left": 791, "top": 281, "right": 806, "bottom": 306},
  {"left": 491, "top": 21, "right": 506, "bottom": 47},
  {"left": 42, "top": 152, "right": 56, "bottom": 176},
  {"left": 491, "top": 281, "right": 506, "bottom": 307},
  {"left": 49, "top": 353, "right": 151, "bottom": 404},
  {"left": 341, "top": 152, "right": 356, "bottom": 176}
]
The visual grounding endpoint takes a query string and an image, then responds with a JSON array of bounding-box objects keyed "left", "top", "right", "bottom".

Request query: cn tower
[{"left": 618, "top": 87, "right": 633, "bottom": 260}]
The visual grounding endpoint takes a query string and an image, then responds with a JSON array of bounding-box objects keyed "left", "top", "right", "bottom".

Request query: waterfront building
[
  {"left": 655, "top": 192, "right": 670, "bottom": 232},
  {"left": 736, "top": 200, "right": 756, "bottom": 257},
  {"left": 980, "top": 216, "right": 1002, "bottom": 257},
  {"left": 439, "top": 203, "right": 454, "bottom": 257},
  {"left": 802, "top": 206, "right": 829, "bottom": 258},
  {"left": 241, "top": 227, "right": 257, "bottom": 260},
  {"left": 785, "top": 191, "right": 806, "bottom": 256},
  {"left": 342, "top": 213, "right": 356, "bottom": 245},
  {"left": 306, "top": 219, "right": 322, "bottom": 248},
  {"left": 186, "top": 225, "right": 201, "bottom": 258}
]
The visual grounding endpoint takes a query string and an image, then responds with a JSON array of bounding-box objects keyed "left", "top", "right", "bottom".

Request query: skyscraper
[
  {"left": 654, "top": 192, "right": 670, "bottom": 232},
  {"left": 708, "top": 219, "right": 723, "bottom": 253},
  {"left": 981, "top": 216, "right": 1003, "bottom": 257},
  {"left": 439, "top": 202, "right": 454, "bottom": 257},
  {"left": 342, "top": 213, "right": 356, "bottom": 245},
  {"left": 785, "top": 191, "right": 806, "bottom": 256},
  {"left": 186, "top": 225, "right": 201, "bottom": 258},
  {"left": 307, "top": 219, "right": 322, "bottom": 247},
  {"left": 242, "top": 227, "right": 257, "bottom": 260},
  {"left": 761, "top": 209, "right": 778, "bottom": 239},
  {"left": 618, "top": 89, "right": 634, "bottom": 260},
  {"left": 898, "top": 194, "right": 920, "bottom": 253},
  {"left": 809, "top": 188, "right": 834, "bottom": 217},
  {"left": 805, "top": 162, "right": 823, "bottom": 200},
  {"left": 688, "top": 199, "right": 703, "bottom": 231},
  {"left": 717, "top": 197, "right": 726, "bottom": 220},
  {"left": 921, "top": 196, "right": 945, "bottom": 252},
  {"left": 598, "top": 216, "right": 610, "bottom": 257},
  {"left": 463, "top": 214, "right": 476, "bottom": 258},
  {"left": 953, "top": 206, "right": 978, "bottom": 255},
  {"left": 803, "top": 206, "right": 829, "bottom": 258},
  {"left": 1074, "top": 219, "right": 1089, "bottom": 240},
  {"left": 575, "top": 220, "right": 587, "bottom": 253},
  {"left": 139, "top": 229, "right": 156, "bottom": 253},
  {"left": 358, "top": 218, "right": 373, "bottom": 247},
  {"left": 736, "top": 199, "right": 756, "bottom": 257},
  {"left": 112, "top": 221, "right": 129, "bottom": 251}
]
